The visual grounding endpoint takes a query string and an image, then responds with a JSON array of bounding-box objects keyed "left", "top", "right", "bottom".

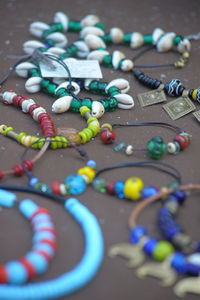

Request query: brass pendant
[
  {"left": 163, "top": 96, "right": 196, "bottom": 120},
  {"left": 138, "top": 89, "right": 167, "bottom": 107},
  {"left": 136, "top": 259, "right": 177, "bottom": 286},
  {"left": 108, "top": 242, "right": 145, "bottom": 268},
  {"left": 193, "top": 110, "right": 200, "bottom": 122}
]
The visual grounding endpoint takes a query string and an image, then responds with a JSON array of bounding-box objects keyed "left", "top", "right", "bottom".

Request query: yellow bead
[
  {"left": 160, "top": 186, "right": 169, "bottom": 200},
  {"left": 82, "top": 128, "right": 93, "bottom": 140},
  {"left": 80, "top": 106, "right": 91, "bottom": 117},
  {"left": 88, "top": 120, "right": 100, "bottom": 128},
  {"left": 60, "top": 137, "right": 68, "bottom": 148},
  {"left": 79, "top": 131, "right": 88, "bottom": 144},
  {"left": 101, "top": 123, "right": 112, "bottom": 131},
  {"left": 124, "top": 177, "right": 144, "bottom": 201},
  {"left": 88, "top": 125, "right": 99, "bottom": 136},
  {"left": 3, "top": 127, "right": 13, "bottom": 136},
  {"left": 192, "top": 89, "right": 198, "bottom": 100},
  {"left": 87, "top": 117, "right": 98, "bottom": 125},
  {"left": 0, "top": 125, "right": 7, "bottom": 134},
  {"left": 17, "top": 132, "right": 26, "bottom": 143},
  {"left": 50, "top": 138, "right": 58, "bottom": 149},
  {"left": 78, "top": 167, "right": 95, "bottom": 184}
]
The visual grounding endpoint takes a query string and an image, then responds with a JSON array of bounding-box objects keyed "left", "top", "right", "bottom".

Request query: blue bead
[
  {"left": 143, "top": 238, "right": 158, "bottom": 256},
  {"left": 31, "top": 214, "right": 51, "bottom": 224},
  {"left": 142, "top": 186, "right": 158, "bottom": 200},
  {"left": 29, "top": 177, "right": 39, "bottom": 187},
  {"left": 6, "top": 261, "right": 28, "bottom": 284},
  {"left": 164, "top": 195, "right": 179, "bottom": 205},
  {"left": 196, "top": 242, "right": 200, "bottom": 252},
  {"left": 130, "top": 226, "right": 148, "bottom": 244},
  {"left": 174, "top": 141, "right": 181, "bottom": 154},
  {"left": 114, "top": 181, "right": 125, "bottom": 199},
  {"left": 33, "top": 243, "right": 55, "bottom": 258},
  {"left": 33, "top": 231, "right": 56, "bottom": 244},
  {"left": 0, "top": 189, "right": 17, "bottom": 207},
  {"left": 172, "top": 190, "right": 186, "bottom": 205},
  {"left": 25, "top": 251, "right": 48, "bottom": 275},
  {"left": 86, "top": 160, "right": 96, "bottom": 168},
  {"left": 186, "top": 263, "right": 200, "bottom": 276},
  {"left": 65, "top": 174, "right": 86, "bottom": 195},
  {"left": 171, "top": 253, "right": 187, "bottom": 274},
  {"left": 33, "top": 220, "right": 54, "bottom": 231},
  {"left": 19, "top": 199, "right": 39, "bottom": 219}
]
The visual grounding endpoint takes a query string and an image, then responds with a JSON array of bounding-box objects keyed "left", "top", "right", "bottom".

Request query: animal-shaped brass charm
[{"left": 174, "top": 277, "right": 200, "bottom": 297}]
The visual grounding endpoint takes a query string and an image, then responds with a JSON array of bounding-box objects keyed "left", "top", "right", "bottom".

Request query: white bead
[
  {"left": 29, "top": 22, "right": 50, "bottom": 38},
  {"left": 23, "top": 40, "right": 45, "bottom": 55},
  {"left": 84, "top": 79, "right": 94, "bottom": 90},
  {"left": 80, "top": 26, "right": 104, "bottom": 38},
  {"left": 131, "top": 32, "right": 144, "bottom": 48},
  {"left": 157, "top": 32, "right": 176, "bottom": 52},
  {"left": 47, "top": 47, "right": 66, "bottom": 56},
  {"left": 21, "top": 99, "right": 36, "bottom": 113},
  {"left": 81, "top": 15, "right": 100, "bottom": 27},
  {"left": 126, "top": 145, "right": 133, "bottom": 155},
  {"left": 2, "top": 91, "right": 17, "bottom": 104},
  {"left": 25, "top": 77, "right": 42, "bottom": 93},
  {"left": 152, "top": 28, "right": 165, "bottom": 44},
  {"left": 60, "top": 184, "right": 67, "bottom": 195},
  {"left": 16, "top": 62, "right": 36, "bottom": 78},
  {"left": 120, "top": 59, "right": 134, "bottom": 71},
  {"left": 46, "top": 32, "right": 67, "bottom": 48},
  {"left": 167, "top": 142, "right": 176, "bottom": 154},
  {"left": 110, "top": 27, "right": 124, "bottom": 44},
  {"left": 112, "top": 50, "right": 125, "bottom": 69},
  {"left": 114, "top": 94, "right": 135, "bottom": 109},
  {"left": 52, "top": 96, "right": 73, "bottom": 113},
  {"left": 187, "top": 254, "right": 200, "bottom": 266},
  {"left": 85, "top": 34, "right": 106, "bottom": 50},
  {"left": 55, "top": 81, "right": 80, "bottom": 96},
  {"left": 87, "top": 50, "right": 109, "bottom": 63},
  {"left": 54, "top": 12, "right": 69, "bottom": 31},
  {"left": 91, "top": 101, "right": 105, "bottom": 119},
  {"left": 73, "top": 40, "right": 89, "bottom": 58},
  {"left": 32, "top": 107, "right": 47, "bottom": 121},
  {"left": 106, "top": 78, "right": 130, "bottom": 94},
  {"left": 177, "top": 38, "right": 191, "bottom": 54},
  {"left": 80, "top": 174, "right": 90, "bottom": 184}
]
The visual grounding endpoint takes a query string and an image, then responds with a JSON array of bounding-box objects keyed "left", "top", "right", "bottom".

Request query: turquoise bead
[{"left": 65, "top": 174, "right": 86, "bottom": 195}]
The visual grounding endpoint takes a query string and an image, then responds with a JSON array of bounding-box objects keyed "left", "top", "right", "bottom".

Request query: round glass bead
[
  {"left": 86, "top": 160, "right": 96, "bottom": 168},
  {"left": 65, "top": 174, "right": 86, "bottom": 195},
  {"left": 130, "top": 226, "right": 148, "bottom": 244},
  {"left": 124, "top": 177, "right": 144, "bottom": 201},
  {"left": 171, "top": 253, "right": 187, "bottom": 274},
  {"left": 92, "top": 178, "right": 106, "bottom": 193},
  {"left": 153, "top": 241, "right": 174, "bottom": 262},
  {"left": 143, "top": 238, "right": 158, "bottom": 256},
  {"left": 114, "top": 181, "right": 125, "bottom": 199},
  {"left": 142, "top": 186, "right": 159, "bottom": 200},
  {"left": 147, "top": 136, "right": 166, "bottom": 159},
  {"left": 172, "top": 190, "right": 186, "bottom": 205}
]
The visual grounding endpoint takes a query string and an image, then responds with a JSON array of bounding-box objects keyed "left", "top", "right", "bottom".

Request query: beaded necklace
[
  {"left": 109, "top": 183, "right": 200, "bottom": 297},
  {"left": 0, "top": 184, "right": 104, "bottom": 300}
]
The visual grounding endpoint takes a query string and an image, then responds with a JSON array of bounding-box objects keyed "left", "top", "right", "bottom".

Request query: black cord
[
  {"left": 0, "top": 184, "right": 66, "bottom": 204},
  {"left": 96, "top": 161, "right": 182, "bottom": 184}
]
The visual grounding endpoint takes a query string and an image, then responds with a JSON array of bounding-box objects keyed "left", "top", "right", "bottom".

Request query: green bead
[
  {"left": 107, "top": 86, "right": 120, "bottom": 96},
  {"left": 103, "top": 55, "right": 112, "bottom": 68},
  {"left": 45, "top": 39, "right": 55, "bottom": 47},
  {"left": 114, "top": 142, "right": 126, "bottom": 152},
  {"left": 168, "top": 181, "right": 180, "bottom": 189},
  {"left": 108, "top": 97, "right": 118, "bottom": 109},
  {"left": 123, "top": 34, "right": 131, "bottom": 45},
  {"left": 41, "top": 79, "right": 50, "bottom": 88},
  {"left": 47, "top": 84, "right": 56, "bottom": 95},
  {"left": 93, "top": 178, "right": 107, "bottom": 193},
  {"left": 173, "top": 36, "right": 182, "bottom": 46},
  {"left": 38, "top": 47, "right": 47, "bottom": 53},
  {"left": 54, "top": 23, "right": 64, "bottom": 32},
  {"left": 56, "top": 88, "right": 68, "bottom": 97},
  {"left": 43, "top": 29, "right": 51, "bottom": 38},
  {"left": 153, "top": 241, "right": 174, "bottom": 262},
  {"left": 70, "top": 99, "right": 82, "bottom": 112},
  {"left": 29, "top": 68, "right": 39, "bottom": 77},
  {"left": 89, "top": 80, "right": 99, "bottom": 93},
  {"left": 68, "top": 21, "right": 82, "bottom": 32},
  {"left": 143, "top": 35, "right": 153, "bottom": 45},
  {"left": 95, "top": 23, "right": 105, "bottom": 31},
  {"left": 102, "top": 34, "right": 112, "bottom": 45},
  {"left": 147, "top": 136, "right": 166, "bottom": 159},
  {"left": 82, "top": 98, "right": 92, "bottom": 109},
  {"left": 97, "top": 82, "right": 107, "bottom": 95}
]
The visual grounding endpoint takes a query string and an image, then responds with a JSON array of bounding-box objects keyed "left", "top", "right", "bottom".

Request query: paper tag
[
  {"left": 163, "top": 97, "right": 196, "bottom": 120},
  {"left": 39, "top": 59, "right": 102, "bottom": 79}
]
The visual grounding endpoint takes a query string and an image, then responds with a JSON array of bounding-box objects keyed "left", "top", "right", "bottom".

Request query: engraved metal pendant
[
  {"left": 174, "top": 277, "right": 200, "bottom": 297},
  {"left": 138, "top": 89, "right": 167, "bottom": 107},
  {"left": 193, "top": 110, "right": 200, "bottom": 122},
  {"left": 163, "top": 96, "right": 196, "bottom": 120}
]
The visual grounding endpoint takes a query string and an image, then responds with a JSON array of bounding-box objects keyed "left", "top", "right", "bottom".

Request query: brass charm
[
  {"left": 136, "top": 260, "right": 177, "bottom": 286},
  {"left": 193, "top": 110, "right": 200, "bottom": 122},
  {"left": 163, "top": 97, "right": 196, "bottom": 120},
  {"left": 108, "top": 242, "right": 145, "bottom": 268},
  {"left": 138, "top": 89, "right": 167, "bottom": 107},
  {"left": 174, "top": 277, "right": 200, "bottom": 297}
]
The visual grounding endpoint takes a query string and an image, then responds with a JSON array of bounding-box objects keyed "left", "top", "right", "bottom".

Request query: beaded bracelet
[
  {"left": 93, "top": 161, "right": 181, "bottom": 201},
  {"left": 109, "top": 183, "right": 200, "bottom": 297},
  {"left": 0, "top": 184, "right": 104, "bottom": 300},
  {"left": 0, "top": 190, "right": 56, "bottom": 285},
  {"left": 99, "top": 121, "right": 191, "bottom": 158}
]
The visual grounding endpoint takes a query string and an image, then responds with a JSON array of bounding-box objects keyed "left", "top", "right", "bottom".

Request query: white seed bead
[
  {"left": 110, "top": 27, "right": 124, "bottom": 44},
  {"left": 33, "top": 107, "right": 47, "bottom": 121},
  {"left": 2, "top": 91, "right": 17, "bottom": 104},
  {"left": 152, "top": 28, "right": 165, "bottom": 44},
  {"left": 126, "top": 145, "right": 133, "bottom": 155},
  {"left": 167, "top": 142, "right": 176, "bottom": 154},
  {"left": 112, "top": 50, "right": 125, "bottom": 69},
  {"left": 21, "top": 99, "right": 36, "bottom": 113},
  {"left": 131, "top": 32, "right": 144, "bottom": 48},
  {"left": 120, "top": 59, "right": 134, "bottom": 71},
  {"left": 60, "top": 184, "right": 67, "bottom": 195},
  {"left": 54, "top": 12, "right": 69, "bottom": 32}
]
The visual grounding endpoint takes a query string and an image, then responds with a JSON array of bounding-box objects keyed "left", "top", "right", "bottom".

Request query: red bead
[
  {"left": 38, "top": 113, "right": 51, "bottom": 123},
  {"left": 30, "top": 208, "right": 51, "bottom": 222},
  {"left": 24, "top": 160, "right": 34, "bottom": 171},
  {"left": 13, "top": 164, "right": 24, "bottom": 176},
  {"left": 106, "top": 182, "right": 116, "bottom": 195},
  {"left": 0, "top": 170, "right": 4, "bottom": 180},
  {"left": 19, "top": 258, "right": 36, "bottom": 280},
  {"left": 36, "top": 228, "right": 57, "bottom": 238},
  {"left": 174, "top": 135, "right": 189, "bottom": 150},
  {"left": 29, "top": 104, "right": 39, "bottom": 115},
  {"left": 100, "top": 130, "right": 116, "bottom": 144},
  {"left": 8, "top": 89, "right": 14, "bottom": 92},
  {"left": 51, "top": 181, "right": 61, "bottom": 195},
  {"left": 39, "top": 239, "right": 57, "bottom": 252},
  {"left": 0, "top": 266, "right": 8, "bottom": 283},
  {"left": 12, "top": 95, "right": 24, "bottom": 107}
]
